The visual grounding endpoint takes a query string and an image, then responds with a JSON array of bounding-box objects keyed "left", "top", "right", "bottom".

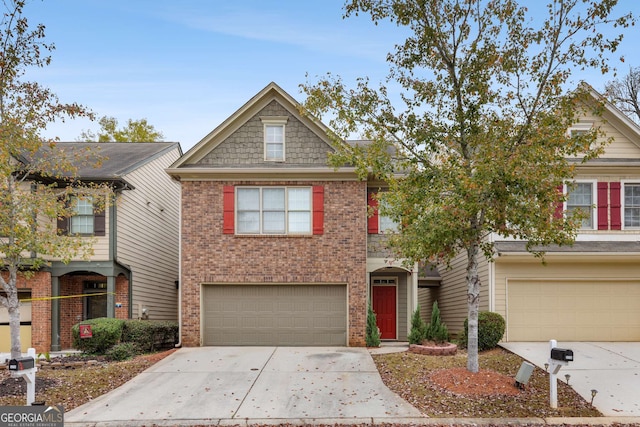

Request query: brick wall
[
  {"left": 58, "top": 274, "right": 130, "bottom": 349},
  {"left": 181, "top": 180, "right": 368, "bottom": 346},
  {"left": 2, "top": 271, "right": 52, "bottom": 353}
]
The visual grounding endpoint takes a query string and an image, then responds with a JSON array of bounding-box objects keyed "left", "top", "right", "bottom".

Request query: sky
[{"left": 18, "top": 0, "right": 640, "bottom": 151}]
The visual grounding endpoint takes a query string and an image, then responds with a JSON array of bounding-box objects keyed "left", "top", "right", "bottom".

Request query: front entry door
[{"left": 372, "top": 284, "right": 397, "bottom": 339}]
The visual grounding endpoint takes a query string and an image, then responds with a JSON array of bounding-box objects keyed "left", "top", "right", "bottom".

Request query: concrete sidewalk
[
  {"left": 64, "top": 346, "right": 422, "bottom": 425},
  {"left": 501, "top": 342, "right": 640, "bottom": 416}
]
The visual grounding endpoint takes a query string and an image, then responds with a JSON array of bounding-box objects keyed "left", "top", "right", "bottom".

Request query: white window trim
[
  {"left": 261, "top": 116, "right": 288, "bottom": 162},
  {"left": 620, "top": 180, "right": 640, "bottom": 230},
  {"left": 566, "top": 120, "right": 594, "bottom": 138},
  {"left": 235, "top": 186, "right": 312, "bottom": 235},
  {"left": 564, "top": 179, "right": 597, "bottom": 230}
]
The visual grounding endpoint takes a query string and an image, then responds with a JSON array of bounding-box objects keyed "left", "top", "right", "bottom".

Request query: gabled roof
[
  {"left": 584, "top": 83, "right": 640, "bottom": 148},
  {"left": 168, "top": 82, "right": 341, "bottom": 171},
  {"left": 29, "top": 142, "right": 181, "bottom": 189}
]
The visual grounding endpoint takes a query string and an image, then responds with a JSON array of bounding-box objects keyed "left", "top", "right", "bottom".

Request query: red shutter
[
  {"left": 223, "top": 186, "right": 235, "bottom": 234},
  {"left": 312, "top": 186, "right": 324, "bottom": 235},
  {"left": 597, "top": 182, "right": 609, "bottom": 230},
  {"left": 368, "top": 191, "right": 379, "bottom": 234},
  {"left": 553, "top": 185, "right": 564, "bottom": 220},
  {"left": 610, "top": 182, "right": 621, "bottom": 230}
]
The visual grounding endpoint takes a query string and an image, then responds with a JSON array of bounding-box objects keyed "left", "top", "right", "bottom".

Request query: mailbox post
[
  {"left": 548, "top": 339, "right": 573, "bottom": 408},
  {"left": 8, "top": 347, "right": 38, "bottom": 406}
]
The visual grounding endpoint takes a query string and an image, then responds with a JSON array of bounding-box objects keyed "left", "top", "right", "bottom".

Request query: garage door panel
[
  {"left": 202, "top": 285, "right": 347, "bottom": 346},
  {"left": 508, "top": 280, "right": 640, "bottom": 341}
]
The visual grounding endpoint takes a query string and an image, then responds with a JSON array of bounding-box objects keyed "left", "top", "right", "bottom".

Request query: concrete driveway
[
  {"left": 65, "top": 346, "right": 422, "bottom": 426},
  {"left": 501, "top": 342, "right": 640, "bottom": 416}
]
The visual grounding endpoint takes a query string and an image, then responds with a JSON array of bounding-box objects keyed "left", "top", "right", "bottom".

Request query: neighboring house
[
  {"left": 167, "top": 82, "right": 423, "bottom": 347},
  {"left": 425, "top": 88, "right": 640, "bottom": 342},
  {"left": 0, "top": 142, "right": 181, "bottom": 353}
]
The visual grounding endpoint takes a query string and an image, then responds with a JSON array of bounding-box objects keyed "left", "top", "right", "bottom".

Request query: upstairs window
[
  {"left": 236, "top": 187, "right": 311, "bottom": 235},
  {"left": 58, "top": 195, "right": 106, "bottom": 237},
  {"left": 378, "top": 199, "right": 399, "bottom": 233},
  {"left": 624, "top": 183, "right": 640, "bottom": 228},
  {"left": 71, "top": 197, "right": 94, "bottom": 235},
  {"left": 261, "top": 117, "right": 287, "bottom": 161},
  {"left": 566, "top": 182, "right": 595, "bottom": 229}
]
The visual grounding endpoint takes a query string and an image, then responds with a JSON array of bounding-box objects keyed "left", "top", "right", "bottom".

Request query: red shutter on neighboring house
[
  {"left": 223, "top": 186, "right": 235, "bottom": 234},
  {"left": 312, "top": 186, "right": 324, "bottom": 235},
  {"left": 597, "top": 182, "right": 609, "bottom": 230},
  {"left": 554, "top": 185, "right": 564, "bottom": 220},
  {"left": 610, "top": 182, "right": 622, "bottom": 230},
  {"left": 367, "top": 191, "right": 379, "bottom": 234}
]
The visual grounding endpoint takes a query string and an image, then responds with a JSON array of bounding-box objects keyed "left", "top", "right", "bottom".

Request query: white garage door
[
  {"left": 507, "top": 280, "right": 640, "bottom": 341},
  {"left": 202, "top": 284, "right": 347, "bottom": 346}
]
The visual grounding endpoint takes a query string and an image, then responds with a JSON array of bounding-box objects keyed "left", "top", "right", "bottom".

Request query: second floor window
[
  {"left": 71, "top": 197, "right": 94, "bottom": 235},
  {"left": 566, "top": 182, "right": 594, "bottom": 229},
  {"left": 379, "top": 199, "right": 399, "bottom": 233},
  {"left": 624, "top": 183, "right": 640, "bottom": 228},
  {"left": 265, "top": 124, "right": 285, "bottom": 161},
  {"left": 236, "top": 187, "right": 311, "bottom": 235}
]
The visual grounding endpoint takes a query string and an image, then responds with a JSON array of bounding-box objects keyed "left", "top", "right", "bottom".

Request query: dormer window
[{"left": 261, "top": 117, "right": 288, "bottom": 161}]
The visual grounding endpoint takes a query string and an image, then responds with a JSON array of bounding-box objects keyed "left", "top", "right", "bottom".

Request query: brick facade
[
  {"left": 2, "top": 271, "right": 130, "bottom": 352},
  {"left": 181, "top": 179, "right": 368, "bottom": 347},
  {"left": 58, "top": 274, "right": 130, "bottom": 349}
]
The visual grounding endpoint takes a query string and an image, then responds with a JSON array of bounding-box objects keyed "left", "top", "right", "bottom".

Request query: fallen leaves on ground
[
  {"left": 372, "top": 347, "right": 602, "bottom": 418},
  {"left": 0, "top": 349, "right": 176, "bottom": 410}
]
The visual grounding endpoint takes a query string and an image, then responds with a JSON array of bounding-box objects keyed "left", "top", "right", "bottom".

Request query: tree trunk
[
  {"left": 466, "top": 241, "right": 481, "bottom": 373},
  {"left": 7, "top": 289, "right": 22, "bottom": 360}
]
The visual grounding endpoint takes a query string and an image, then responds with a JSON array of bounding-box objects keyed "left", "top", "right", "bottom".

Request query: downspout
[{"left": 175, "top": 182, "right": 182, "bottom": 348}]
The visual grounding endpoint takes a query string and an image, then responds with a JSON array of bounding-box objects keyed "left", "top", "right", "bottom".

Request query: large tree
[
  {"left": 77, "top": 115, "right": 165, "bottom": 142},
  {"left": 303, "top": 0, "right": 633, "bottom": 372},
  {"left": 0, "top": 0, "right": 107, "bottom": 359},
  {"left": 605, "top": 66, "right": 640, "bottom": 122}
]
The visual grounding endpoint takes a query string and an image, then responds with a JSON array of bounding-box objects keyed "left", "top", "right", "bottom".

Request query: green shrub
[
  {"left": 408, "top": 304, "right": 427, "bottom": 344},
  {"left": 122, "top": 320, "right": 178, "bottom": 352},
  {"left": 365, "top": 303, "right": 381, "bottom": 347},
  {"left": 72, "top": 318, "right": 125, "bottom": 354},
  {"left": 425, "top": 301, "right": 449, "bottom": 344},
  {"left": 105, "top": 342, "right": 141, "bottom": 361},
  {"left": 458, "top": 311, "right": 506, "bottom": 351}
]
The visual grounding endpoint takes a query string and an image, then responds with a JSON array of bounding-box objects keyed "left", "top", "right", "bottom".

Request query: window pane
[
  {"left": 567, "top": 183, "right": 592, "bottom": 228},
  {"left": 71, "top": 216, "right": 93, "bottom": 234},
  {"left": 265, "top": 125, "right": 284, "bottom": 160},
  {"left": 237, "top": 188, "right": 260, "bottom": 210},
  {"left": 75, "top": 198, "right": 93, "bottom": 215},
  {"left": 266, "top": 125, "right": 283, "bottom": 143},
  {"left": 263, "top": 211, "right": 285, "bottom": 233},
  {"left": 288, "top": 188, "right": 311, "bottom": 210},
  {"left": 624, "top": 184, "right": 640, "bottom": 227},
  {"left": 237, "top": 211, "right": 260, "bottom": 233},
  {"left": 263, "top": 188, "right": 285, "bottom": 210},
  {"left": 288, "top": 211, "right": 311, "bottom": 233}
]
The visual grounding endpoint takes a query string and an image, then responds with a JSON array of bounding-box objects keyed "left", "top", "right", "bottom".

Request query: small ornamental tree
[
  {"left": 408, "top": 304, "right": 427, "bottom": 344},
  {"left": 365, "top": 303, "right": 381, "bottom": 347},
  {"left": 424, "top": 301, "right": 449, "bottom": 345}
]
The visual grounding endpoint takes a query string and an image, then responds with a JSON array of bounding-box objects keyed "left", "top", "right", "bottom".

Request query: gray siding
[
  {"left": 117, "top": 147, "right": 181, "bottom": 320},
  {"left": 197, "top": 100, "right": 334, "bottom": 167}
]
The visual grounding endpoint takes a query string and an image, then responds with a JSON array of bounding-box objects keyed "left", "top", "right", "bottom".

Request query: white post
[
  {"left": 26, "top": 348, "right": 37, "bottom": 406},
  {"left": 549, "top": 339, "right": 557, "bottom": 409}
]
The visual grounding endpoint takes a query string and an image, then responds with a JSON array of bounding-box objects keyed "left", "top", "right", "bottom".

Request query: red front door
[{"left": 372, "top": 285, "right": 397, "bottom": 339}]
